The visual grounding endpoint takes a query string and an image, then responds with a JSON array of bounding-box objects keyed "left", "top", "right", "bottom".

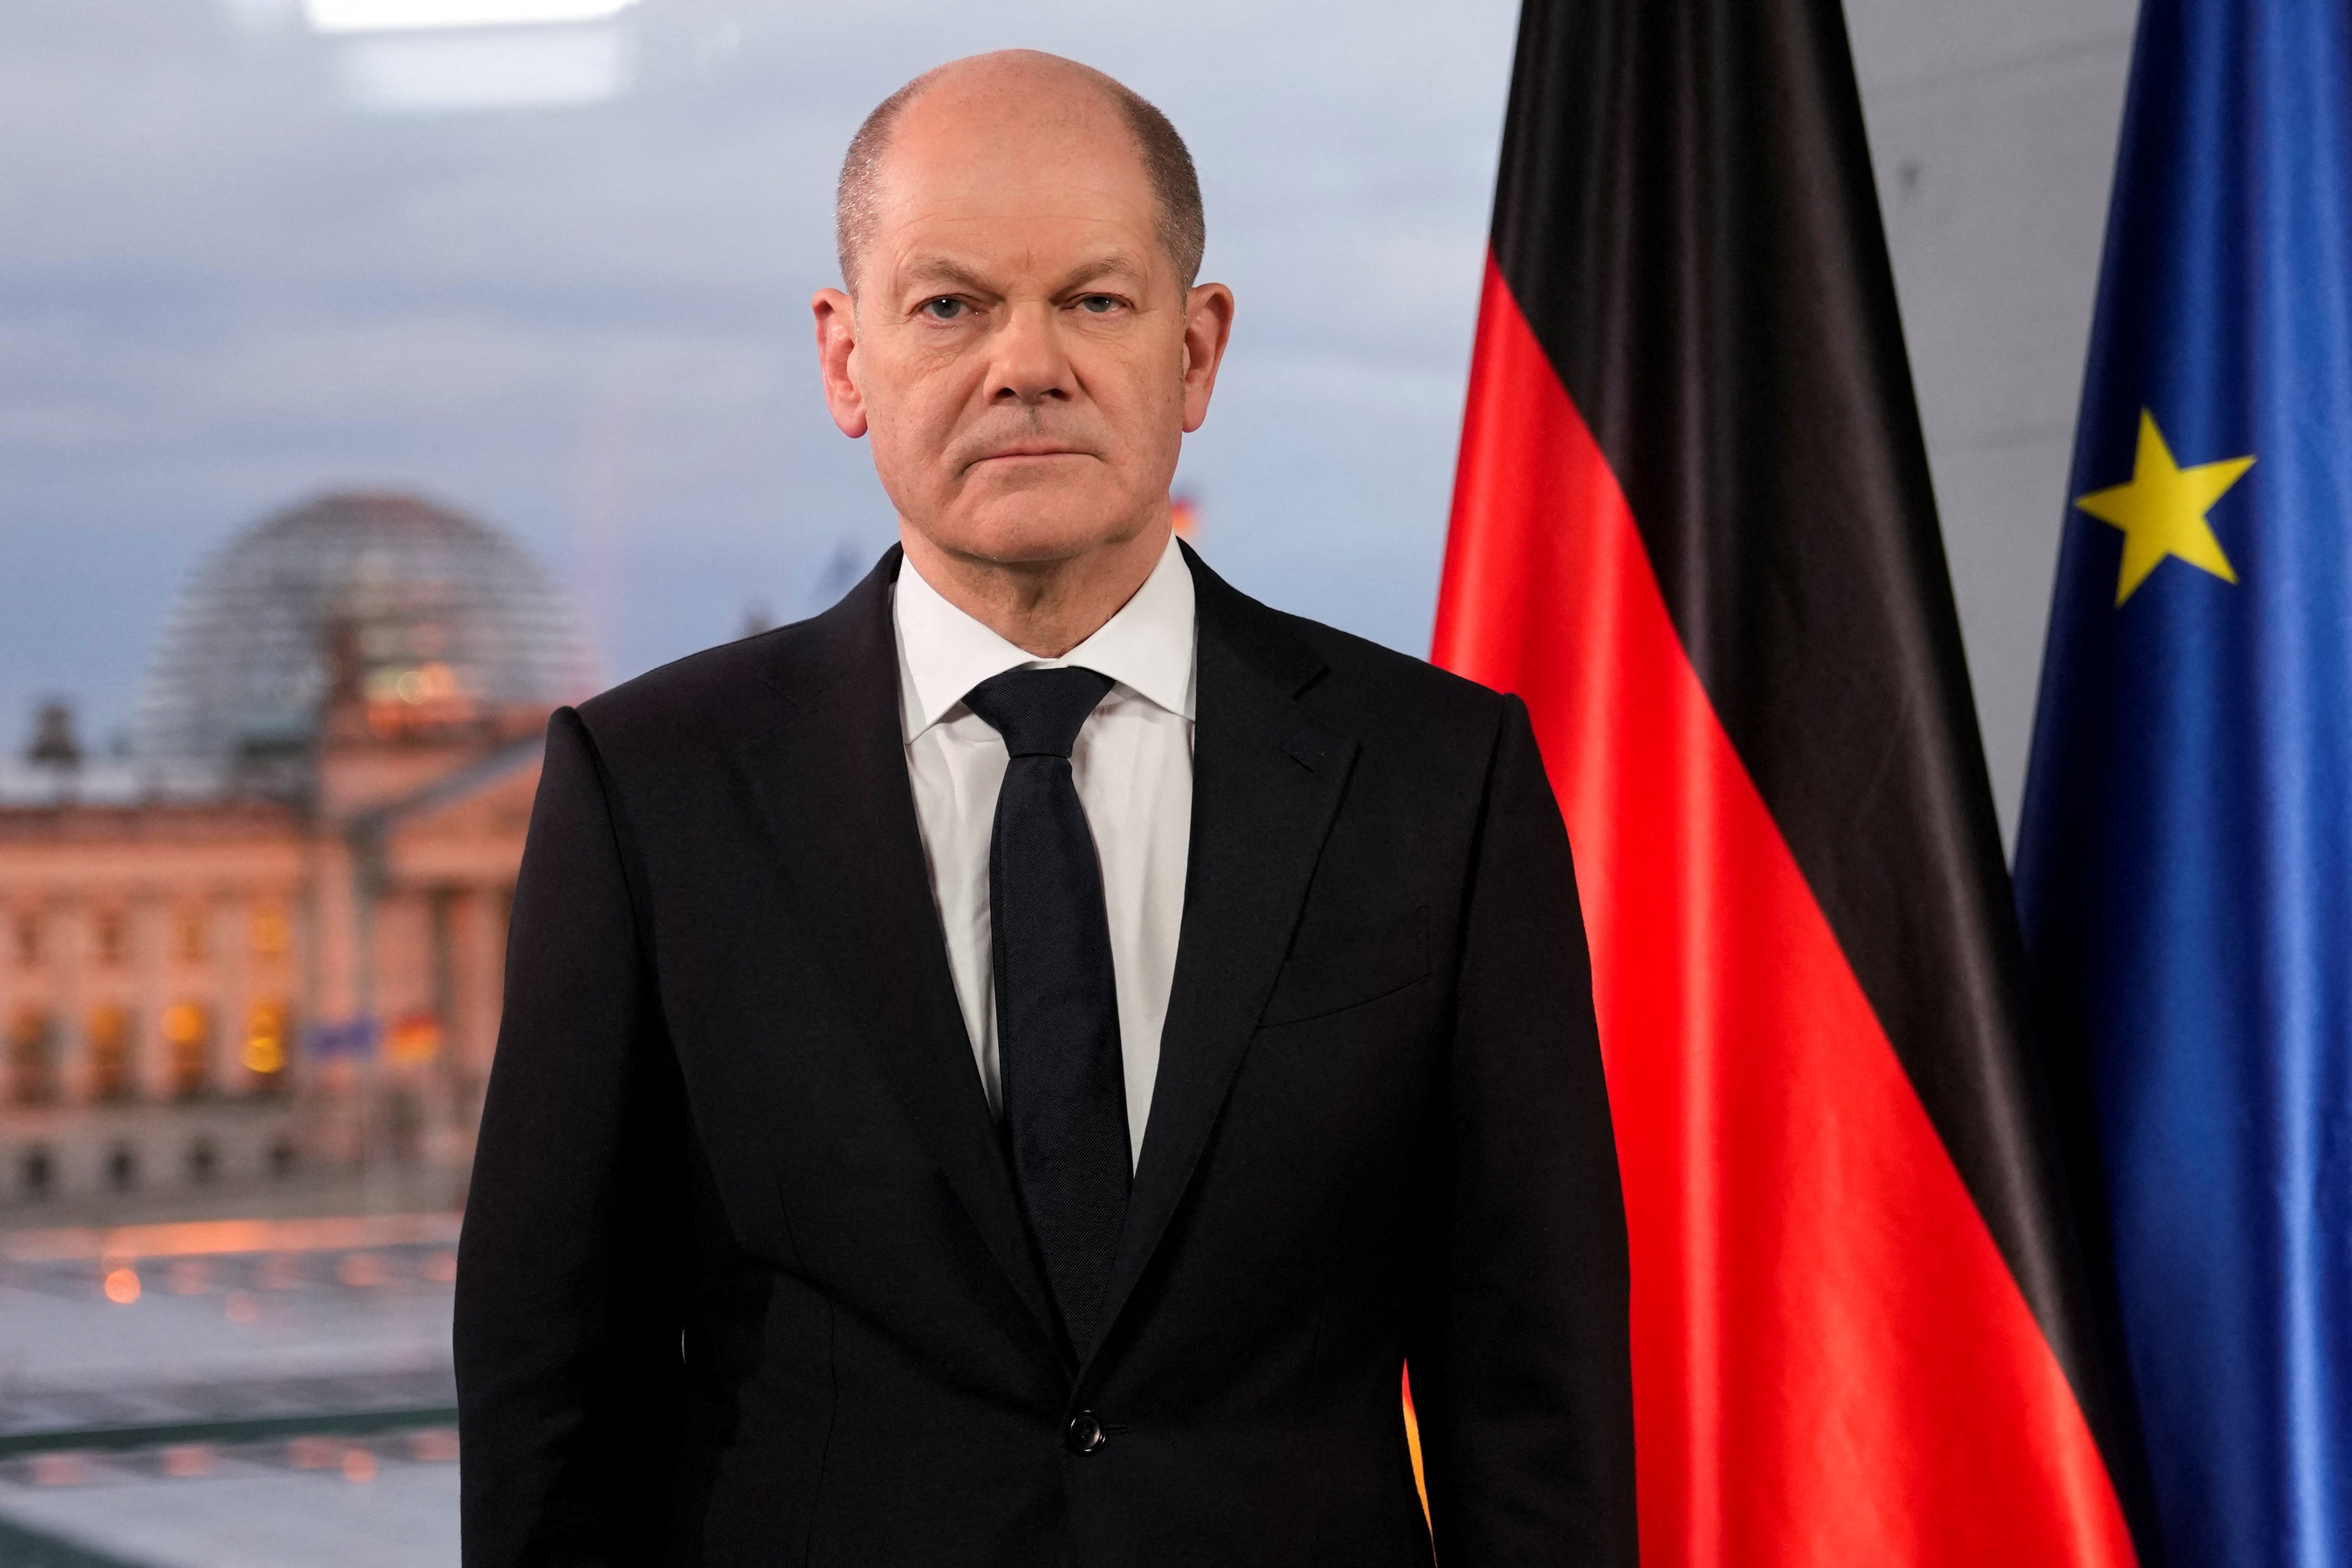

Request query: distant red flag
[{"left": 1432, "top": 1, "right": 2142, "bottom": 1562}]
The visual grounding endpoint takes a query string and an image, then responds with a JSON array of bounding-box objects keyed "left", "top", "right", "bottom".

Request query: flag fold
[{"left": 1436, "top": 1, "right": 2140, "bottom": 1561}]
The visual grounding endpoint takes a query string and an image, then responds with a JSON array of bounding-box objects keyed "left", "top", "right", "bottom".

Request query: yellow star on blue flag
[
  {"left": 2072, "top": 409, "right": 2254, "bottom": 605},
  {"left": 2016, "top": 0, "right": 2352, "bottom": 1559}
]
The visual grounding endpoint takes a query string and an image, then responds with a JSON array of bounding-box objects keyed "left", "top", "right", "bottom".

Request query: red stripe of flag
[{"left": 1435, "top": 261, "right": 2136, "bottom": 1564}]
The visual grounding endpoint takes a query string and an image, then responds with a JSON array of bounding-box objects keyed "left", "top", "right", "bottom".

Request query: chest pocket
[{"left": 1259, "top": 905, "right": 1429, "bottom": 1028}]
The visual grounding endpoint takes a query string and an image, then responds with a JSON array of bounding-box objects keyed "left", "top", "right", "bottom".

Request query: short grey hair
[{"left": 835, "top": 63, "right": 1206, "bottom": 293}]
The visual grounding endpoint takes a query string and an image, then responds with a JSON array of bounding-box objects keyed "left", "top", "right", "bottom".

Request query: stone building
[{"left": 0, "top": 492, "right": 591, "bottom": 1211}]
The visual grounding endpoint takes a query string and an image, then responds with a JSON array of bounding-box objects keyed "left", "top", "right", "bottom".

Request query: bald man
[{"left": 455, "top": 51, "right": 1634, "bottom": 1568}]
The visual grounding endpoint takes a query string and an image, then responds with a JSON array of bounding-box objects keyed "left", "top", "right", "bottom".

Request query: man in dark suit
[{"left": 455, "top": 49, "right": 1634, "bottom": 1567}]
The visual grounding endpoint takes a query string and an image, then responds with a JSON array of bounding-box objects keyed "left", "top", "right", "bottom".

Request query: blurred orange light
[
  {"left": 160, "top": 1445, "right": 212, "bottom": 1478},
  {"left": 289, "top": 1437, "right": 341, "bottom": 1470},
  {"left": 103, "top": 1266, "right": 140, "bottom": 1304},
  {"left": 337, "top": 1250, "right": 388, "bottom": 1286},
  {"left": 30, "top": 1455, "right": 88, "bottom": 1487},
  {"left": 342, "top": 1448, "right": 378, "bottom": 1483},
  {"left": 408, "top": 1428, "right": 461, "bottom": 1462},
  {"left": 1403, "top": 1368, "right": 1429, "bottom": 1522},
  {"left": 0, "top": 1211, "right": 458, "bottom": 1264},
  {"left": 242, "top": 998, "right": 290, "bottom": 1075},
  {"left": 386, "top": 1012, "right": 443, "bottom": 1063}
]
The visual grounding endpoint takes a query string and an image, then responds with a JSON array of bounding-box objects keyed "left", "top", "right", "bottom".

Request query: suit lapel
[
  {"left": 736, "top": 549, "right": 1061, "bottom": 1352},
  {"left": 1092, "top": 547, "right": 1359, "bottom": 1354}
]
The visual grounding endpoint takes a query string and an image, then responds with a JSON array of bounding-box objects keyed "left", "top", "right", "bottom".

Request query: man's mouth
[{"left": 972, "top": 442, "right": 1090, "bottom": 464}]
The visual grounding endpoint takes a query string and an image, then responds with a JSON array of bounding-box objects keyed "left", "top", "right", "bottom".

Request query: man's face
[{"left": 814, "top": 80, "right": 1230, "bottom": 568}]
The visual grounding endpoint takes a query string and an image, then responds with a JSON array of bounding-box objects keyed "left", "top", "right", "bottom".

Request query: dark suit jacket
[{"left": 454, "top": 544, "right": 1635, "bottom": 1566}]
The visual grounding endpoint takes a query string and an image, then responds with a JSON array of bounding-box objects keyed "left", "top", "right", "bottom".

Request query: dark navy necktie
[{"left": 962, "top": 665, "right": 1131, "bottom": 1355}]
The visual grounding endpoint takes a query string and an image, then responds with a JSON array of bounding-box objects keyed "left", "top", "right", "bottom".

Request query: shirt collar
[{"left": 893, "top": 531, "right": 1197, "bottom": 741}]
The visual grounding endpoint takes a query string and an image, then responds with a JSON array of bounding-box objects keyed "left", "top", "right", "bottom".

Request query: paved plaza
[{"left": 0, "top": 1214, "right": 461, "bottom": 1567}]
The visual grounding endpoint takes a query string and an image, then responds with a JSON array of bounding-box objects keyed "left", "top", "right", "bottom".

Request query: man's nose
[{"left": 989, "top": 301, "right": 1074, "bottom": 404}]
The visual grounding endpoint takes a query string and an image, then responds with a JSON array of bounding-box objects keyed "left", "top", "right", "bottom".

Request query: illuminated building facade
[{"left": 0, "top": 492, "right": 590, "bottom": 1209}]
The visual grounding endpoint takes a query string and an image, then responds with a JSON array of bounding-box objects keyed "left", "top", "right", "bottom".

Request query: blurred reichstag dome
[{"left": 133, "top": 491, "right": 592, "bottom": 783}]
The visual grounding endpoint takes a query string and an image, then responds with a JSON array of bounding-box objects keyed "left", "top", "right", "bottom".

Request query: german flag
[{"left": 1432, "top": 1, "right": 2143, "bottom": 1561}]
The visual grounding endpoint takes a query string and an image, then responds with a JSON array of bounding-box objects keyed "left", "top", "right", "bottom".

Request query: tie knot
[{"left": 963, "top": 666, "right": 1116, "bottom": 759}]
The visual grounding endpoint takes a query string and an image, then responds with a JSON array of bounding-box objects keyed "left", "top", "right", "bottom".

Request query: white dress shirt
[{"left": 892, "top": 534, "right": 1196, "bottom": 1166}]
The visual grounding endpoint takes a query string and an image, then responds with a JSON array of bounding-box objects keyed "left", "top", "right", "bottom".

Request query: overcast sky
[
  {"left": 0, "top": 0, "right": 1524, "bottom": 748},
  {"left": 1, "top": 0, "right": 2147, "bottom": 842}
]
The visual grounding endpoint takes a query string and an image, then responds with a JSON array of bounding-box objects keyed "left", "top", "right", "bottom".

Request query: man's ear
[
  {"left": 1180, "top": 282, "right": 1235, "bottom": 435},
  {"left": 812, "top": 288, "right": 869, "bottom": 438}
]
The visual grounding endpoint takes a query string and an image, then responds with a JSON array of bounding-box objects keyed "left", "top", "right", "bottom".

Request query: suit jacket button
[{"left": 1065, "top": 1411, "right": 1107, "bottom": 1455}]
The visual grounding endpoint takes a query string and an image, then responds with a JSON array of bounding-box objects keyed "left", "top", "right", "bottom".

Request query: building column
[
  {"left": 213, "top": 891, "right": 241, "bottom": 1105},
  {"left": 448, "top": 885, "right": 503, "bottom": 1129},
  {"left": 133, "top": 894, "right": 168, "bottom": 1103},
  {"left": 50, "top": 897, "right": 85, "bottom": 1111}
]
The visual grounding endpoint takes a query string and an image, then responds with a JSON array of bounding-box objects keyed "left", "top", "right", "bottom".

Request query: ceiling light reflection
[{"left": 303, "top": 0, "right": 640, "bottom": 33}]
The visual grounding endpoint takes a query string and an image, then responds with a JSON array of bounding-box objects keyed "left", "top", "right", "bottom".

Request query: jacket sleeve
[
  {"left": 1412, "top": 694, "right": 1639, "bottom": 1565},
  {"left": 456, "top": 705, "right": 691, "bottom": 1565}
]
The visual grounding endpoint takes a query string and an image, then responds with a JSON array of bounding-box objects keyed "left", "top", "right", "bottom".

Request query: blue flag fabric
[{"left": 2014, "top": 1, "right": 2352, "bottom": 1564}]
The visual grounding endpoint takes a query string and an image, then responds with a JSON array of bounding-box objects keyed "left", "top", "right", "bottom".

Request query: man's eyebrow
[
  {"left": 896, "top": 256, "right": 998, "bottom": 295},
  {"left": 892, "top": 252, "right": 1153, "bottom": 298},
  {"left": 1050, "top": 253, "right": 1151, "bottom": 290}
]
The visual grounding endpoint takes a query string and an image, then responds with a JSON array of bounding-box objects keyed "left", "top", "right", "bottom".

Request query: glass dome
[{"left": 134, "top": 491, "right": 594, "bottom": 772}]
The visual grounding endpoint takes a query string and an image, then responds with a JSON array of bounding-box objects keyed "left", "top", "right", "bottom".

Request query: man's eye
[
  {"left": 919, "top": 297, "right": 967, "bottom": 320},
  {"left": 1075, "top": 295, "right": 1120, "bottom": 314}
]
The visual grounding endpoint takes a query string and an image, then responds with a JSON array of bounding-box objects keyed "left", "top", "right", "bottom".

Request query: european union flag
[{"left": 2014, "top": 0, "right": 2352, "bottom": 1563}]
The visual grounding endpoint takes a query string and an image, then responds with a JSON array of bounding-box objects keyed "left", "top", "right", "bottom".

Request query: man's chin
[{"left": 922, "top": 492, "right": 1161, "bottom": 567}]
